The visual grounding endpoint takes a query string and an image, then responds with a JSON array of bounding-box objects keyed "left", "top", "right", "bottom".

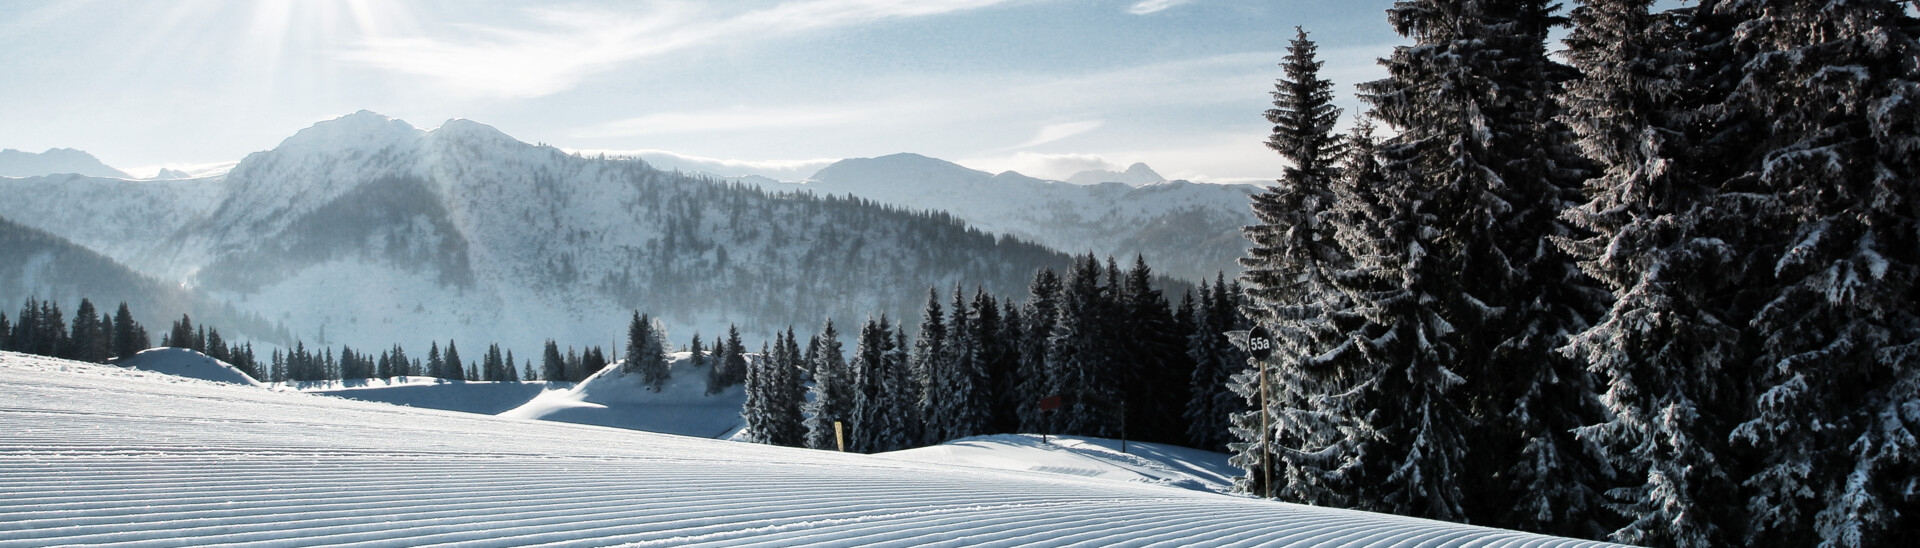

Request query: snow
[
  {"left": 302, "top": 376, "right": 560, "bottom": 415},
  {"left": 502, "top": 352, "right": 749, "bottom": 439},
  {"left": 0, "top": 351, "right": 1622, "bottom": 547},
  {"left": 881, "top": 434, "right": 1241, "bottom": 493},
  {"left": 113, "top": 346, "right": 263, "bottom": 387}
]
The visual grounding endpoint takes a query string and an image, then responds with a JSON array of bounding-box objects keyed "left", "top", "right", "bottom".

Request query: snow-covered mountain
[
  {"left": 0, "top": 351, "right": 1626, "bottom": 547},
  {"left": 0, "top": 174, "right": 223, "bottom": 270},
  {"left": 1065, "top": 162, "right": 1166, "bottom": 186},
  {"left": 802, "top": 153, "right": 1260, "bottom": 280},
  {"left": 0, "top": 147, "right": 130, "bottom": 178},
  {"left": 0, "top": 215, "right": 287, "bottom": 344},
  {"left": 3, "top": 112, "right": 1078, "bottom": 355}
]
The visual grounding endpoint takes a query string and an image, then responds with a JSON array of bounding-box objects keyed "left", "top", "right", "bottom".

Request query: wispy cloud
[
  {"left": 1126, "top": 0, "right": 1195, "bottom": 15},
  {"left": 963, "top": 151, "right": 1120, "bottom": 180},
  {"left": 1016, "top": 120, "right": 1103, "bottom": 148},
  {"left": 565, "top": 148, "right": 839, "bottom": 180},
  {"left": 338, "top": 0, "right": 1016, "bottom": 99},
  {"left": 571, "top": 103, "right": 902, "bottom": 138}
]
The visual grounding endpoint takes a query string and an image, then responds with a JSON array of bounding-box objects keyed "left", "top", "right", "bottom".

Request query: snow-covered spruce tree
[
  {"left": 990, "top": 297, "right": 1025, "bottom": 434},
  {"left": 805, "top": 320, "right": 855, "bottom": 451},
  {"left": 1406, "top": 0, "right": 1614, "bottom": 537},
  {"left": 1230, "top": 25, "right": 1363, "bottom": 505},
  {"left": 1188, "top": 276, "right": 1251, "bottom": 453},
  {"left": 1015, "top": 267, "right": 1063, "bottom": 434},
  {"left": 688, "top": 333, "right": 705, "bottom": 372},
  {"left": 708, "top": 324, "right": 749, "bottom": 394},
  {"left": 771, "top": 329, "right": 809, "bottom": 447},
  {"left": 911, "top": 288, "right": 947, "bottom": 445},
  {"left": 625, "top": 312, "right": 670, "bottom": 391},
  {"left": 744, "top": 332, "right": 807, "bottom": 447},
  {"left": 1559, "top": 0, "right": 1750, "bottom": 545},
  {"left": 1699, "top": 1, "right": 1920, "bottom": 546},
  {"left": 930, "top": 286, "right": 992, "bottom": 442},
  {"left": 1050, "top": 254, "right": 1122, "bottom": 438},
  {"left": 851, "top": 317, "right": 916, "bottom": 453}
]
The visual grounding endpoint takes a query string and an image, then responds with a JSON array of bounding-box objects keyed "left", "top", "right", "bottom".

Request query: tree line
[
  {"left": 1240, "top": 1, "right": 1917, "bottom": 546},
  {"left": 2, "top": 297, "right": 152, "bottom": 363},
  {"left": 733, "top": 253, "right": 1253, "bottom": 455}
]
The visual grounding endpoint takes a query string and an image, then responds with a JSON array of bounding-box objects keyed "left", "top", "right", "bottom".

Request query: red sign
[{"left": 1038, "top": 395, "right": 1063, "bottom": 411}]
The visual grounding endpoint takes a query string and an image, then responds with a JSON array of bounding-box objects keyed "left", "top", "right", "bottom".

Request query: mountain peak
[
  {"left": 274, "top": 111, "right": 423, "bottom": 155},
  {"left": 0, "top": 147, "right": 131, "bottom": 178},
  {"left": 809, "top": 153, "right": 990, "bottom": 190},
  {"left": 1065, "top": 162, "right": 1165, "bottom": 186},
  {"left": 430, "top": 118, "right": 513, "bottom": 144}
]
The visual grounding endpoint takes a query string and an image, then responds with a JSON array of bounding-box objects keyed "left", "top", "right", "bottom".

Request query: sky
[{"left": 0, "top": 0, "right": 1405, "bottom": 183}]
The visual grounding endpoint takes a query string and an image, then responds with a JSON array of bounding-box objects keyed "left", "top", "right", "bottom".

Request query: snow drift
[
  {"left": 501, "top": 351, "right": 748, "bottom": 438},
  {"left": 114, "top": 346, "right": 262, "bottom": 387}
]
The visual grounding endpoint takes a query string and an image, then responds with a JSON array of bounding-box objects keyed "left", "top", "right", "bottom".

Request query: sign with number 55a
[{"left": 1247, "top": 326, "right": 1275, "bottom": 361}]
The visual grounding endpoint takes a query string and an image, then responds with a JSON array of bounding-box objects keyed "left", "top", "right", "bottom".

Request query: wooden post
[
  {"left": 834, "top": 421, "right": 845, "bottom": 452},
  {"left": 1259, "top": 356, "right": 1271, "bottom": 499}
]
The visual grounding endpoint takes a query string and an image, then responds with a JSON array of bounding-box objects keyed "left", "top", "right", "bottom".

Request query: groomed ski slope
[{"left": 0, "top": 352, "right": 1622, "bottom": 547}]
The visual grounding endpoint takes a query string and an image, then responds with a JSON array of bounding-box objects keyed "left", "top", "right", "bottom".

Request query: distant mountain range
[
  {"left": 0, "top": 111, "right": 1256, "bottom": 353},
  {"left": 0, "top": 148, "right": 130, "bottom": 179},
  {"left": 799, "top": 154, "right": 1259, "bottom": 281}
]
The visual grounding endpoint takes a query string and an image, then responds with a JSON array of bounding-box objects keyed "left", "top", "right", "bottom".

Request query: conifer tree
[
  {"left": 626, "top": 312, "right": 670, "bottom": 390},
  {"left": 581, "top": 346, "right": 608, "bottom": 380},
  {"left": 523, "top": 359, "right": 537, "bottom": 382},
  {"left": 990, "top": 297, "right": 1025, "bottom": 434},
  {"left": 1725, "top": 2, "right": 1920, "bottom": 544},
  {"left": 851, "top": 317, "right": 916, "bottom": 453},
  {"left": 542, "top": 340, "right": 565, "bottom": 383},
  {"left": 931, "top": 286, "right": 992, "bottom": 442},
  {"left": 111, "top": 301, "right": 148, "bottom": 359},
  {"left": 1050, "top": 255, "right": 1121, "bottom": 438},
  {"left": 805, "top": 320, "right": 854, "bottom": 450},
  {"left": 1119, "top": 256, "right": 1192, "bottom": 444},
  {"left": 910, "top": 288, "right": 948, "bottom": 444},
  {"left": 745, "top": 331, "right": 807, "bottom": 447},
  {"left": 168, "top": 314, "right": 193, "bottom": 351},
  {"left": 427, "top": 342, "right": 444, "bottom": 379},
  {"left": 1017, "top": 268, "right": 1063, "bottom": 434},
  {"left": 205, "top": 328, "right": 228, "bottom": 364},
  {"left": 1558, "top": 0, "right": 1746, "bottom": 544},
  {"left": 66, "top": 299, "right": 110, "bottom": 363},
  {"left": 444, "top": 340, "right": 464, "bottom": 381},
  {"left": 0, "top": 312, "right": 11, "bottom": 351},
  {"left": 34, "top": 301, "right": 65, "bottom": 358}
]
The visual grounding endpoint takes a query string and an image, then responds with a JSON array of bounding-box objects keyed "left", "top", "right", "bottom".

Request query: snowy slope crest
[
  {"left": 299, "top": 376, "right": 560, "bottom": 415},
  {"left": 0, "top": 351, "right": 1627, "bottom": 547},
  {"left": 502, "top": 351, "right": 748, "bottom": 438},
  {"left": 113, "top": 347, "right": 263, "bottom": 386},
  {"left": 882, "top": 434, "right": 1240, "bottom": 494}
]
